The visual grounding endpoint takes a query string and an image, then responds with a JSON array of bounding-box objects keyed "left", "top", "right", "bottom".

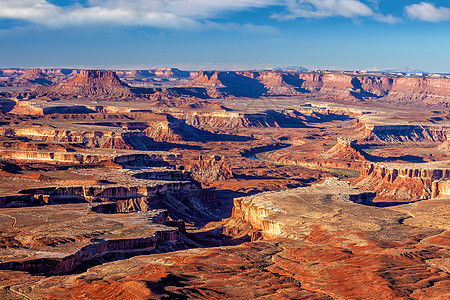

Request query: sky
[{"left": 0, "top": 0, "right": 449, "bottom": 72}]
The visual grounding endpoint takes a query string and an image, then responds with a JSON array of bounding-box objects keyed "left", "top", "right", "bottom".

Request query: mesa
[{"left": 0, "top": 68, "right": 448, "bottom": 299}]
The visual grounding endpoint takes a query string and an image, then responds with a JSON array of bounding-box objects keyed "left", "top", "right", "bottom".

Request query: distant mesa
[
  {"left": 115, "top": 70, "right": 154, "bottom": 79},
  {"left": 19, "top": 68, "right": 53, "bottom": 86},
  {"left": 114, "top": 68, "right": 192, "bottom": 80},
  {"left": 5, "top": 68, "right": 450, "bottom": 105},
  {"left": 20, "top": 68, "right": 49, "bottom": 81},
  {"left": 153, "top": 68, "right": 191, "bottom": 79},
  {"left": 29, "top": 70, "right": 134, "bottom": 98},
  {"left": 273, "top": 66, "right": 308, "bottom": 72},
  {"left": 381, "top": 66, "right": 427, "bottom": 74}
]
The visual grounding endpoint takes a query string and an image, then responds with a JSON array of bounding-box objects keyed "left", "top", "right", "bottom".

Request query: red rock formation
[
  {"left": 186, "top": 70, "right": 450, "bottom": 104},
  {"left": 360, "top": 122, "right": 449, "bottom": 143},
  {"left": 357, "top": 161, "right": 450, "bottom": 201},
  {"left": 19, "top": 69, "right": 49, "bottom": 81},
  {"left": 30, "top": 70, "right": 133, "bottom": 98},
  {"left": 186, "top": 155, "right": 233, "bottom": 183},
  {"left": 178, "top": 111, "right": 275, "bottom": 128},
  {"left": 323, "top": 137, "right": 367, "bottom": 164}
]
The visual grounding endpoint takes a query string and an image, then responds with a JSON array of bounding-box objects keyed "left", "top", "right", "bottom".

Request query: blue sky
[{"left": 0, "top": 0, "right": 449, "bottom": 72}]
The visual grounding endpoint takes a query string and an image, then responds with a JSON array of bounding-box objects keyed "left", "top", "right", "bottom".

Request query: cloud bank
[
  {"left": 406, "top": 2, "right": 450, "bottom": 22},
  {"left": 0, "top": 0, "right": 279, "bottom": 29},
  {"left": 2, "top": 0, "right": 447, "bottom": 29},
  {"left": 273, "top": 0, "right": 399, "bottom": 23}
]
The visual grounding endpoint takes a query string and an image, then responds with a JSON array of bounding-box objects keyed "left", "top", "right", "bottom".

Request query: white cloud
[
  {"left": 0, "top": 0, "right": 61, "bottom": 21},
  {"left": 406, "top": 2, "right": 450, "bottom": 22},
  {"left": 373, "top": 13, "right": 400, "bottom": 24},
  {"left": 0, "top": 0, "right": 279, "bottom": 29},
  {"left": 273, "top": 0, "right": 399, "bottom": 23},
  {"left": 0, "top": 0, "right": 403, "bottom": 29}
]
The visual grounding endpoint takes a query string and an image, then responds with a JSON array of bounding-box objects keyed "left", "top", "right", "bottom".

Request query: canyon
[{"left": 0, "top": 68, "right": 448, "bottom": 299}]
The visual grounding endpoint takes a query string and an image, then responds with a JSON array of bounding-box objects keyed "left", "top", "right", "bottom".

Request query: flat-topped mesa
[
  {"left": 357, "top": 161, "right": 450, "bottom": 201},
  {"left": 115, "top": 70, "right": 154, "bottom": 79},
  {"left": 68, "top": 70, "right": 127, "bottom": 86},
  {"left": 231, "top": 178, "right": 375, "bottom": 239},
  {"left": 0, "top": 147, "right": 180, "bottom": 165},
  {"left": 169, "top": 110, "right": 277, "bottom": 128},
  {"left": 357, "top": 115, "right": 450, "bottom": 143},
  {"left": 0, "top": 125, "right": 162, "bottom": 151},
  {"left": 19, "top": 68, "right": 49, "bottom": 81},
  {"left": 17, "top": 181, "right": 196, "bottom": 205},
  {"left": 29, "top": 70, "right": 134, "bottom": 98},
  {"left": 0, "top": 205, "right": 183, "bottom": 276},
  {"left": 153, "top": 68, "right": 191, "bottom": 79}
]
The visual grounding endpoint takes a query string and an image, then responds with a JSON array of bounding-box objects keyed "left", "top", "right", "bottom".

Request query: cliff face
[
  {"left": 0, "top": 126, "right": 160, "bottom": 151},
  {"left": 153, "top": 68, "right": 191, "bottom": 78},
  {"left": 432, "top": 179, "right": 450, "bottom": 198},
  {"left": 186, "top": 70, "right": 450, "bottom": 104},
  {"left": 52, "top": 229, "right": 179, "bottom": 275},
  {"left": 19, "top": 69, "right": 51, "bottom": 85},
  {"left": 230, "top": 178, "right": 376, "bottom": 240},
  {"left": 361, "top": 123, "right": 449, "bottom": 143},
  {"left": 179, "top": 111, "right": 276, "bottom": 128},
  {"left": 9, "top": 69, "right": 449, "bottom": 104},
  {"left": 357, "top": 161, "right": 450, "bottom": 201},
  {"left": 231, "top": 197, "right": 284, "bottom": 239}
]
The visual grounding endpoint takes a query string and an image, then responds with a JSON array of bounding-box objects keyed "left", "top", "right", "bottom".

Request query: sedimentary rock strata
[
  {"left": 0, "top": 204, "right": 183, "bottom": 275},
  {"left": 0, "top": 68, "right": 449, "bottom": 299},
  {"left": 357, "top": 161, "right": 450, "bottom": 201},
  {"left": 29, "top": 70, "right": 134, "bottom": 98},
  {"left": 185, "top": 70, "right": 450, "bottom": 104},
  {"left": 187, "top": 155, "right": 233, "bottom": 183}
]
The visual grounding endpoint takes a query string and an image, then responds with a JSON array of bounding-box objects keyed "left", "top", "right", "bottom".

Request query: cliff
[
  {"left": 359, "top": 120, "right": 449, "bottom": 143},
  {"left": 230, "top": 178, "right": 376, "bottom": 239},
  {"left": 186, "top": 70, "right": 450, "bottom": 104},
  {"left": 357, "top": 161, "right": 450, "bottom": 201},
  {"left": 0, "top": 126, "right": 160, "bottom": 151},
  {"left": 0, "top": 205, "right": 184, "bottom": 276},
  {"left": 9, "top": 69, "right": 449, "bottom": 104},
  {"left": 18, "top": 181, "right": 196, "bottom": 204}
]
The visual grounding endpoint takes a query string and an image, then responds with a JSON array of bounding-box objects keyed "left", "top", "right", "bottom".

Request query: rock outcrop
[
  {"left": 30, "top": 70, "right": 133, "bottom": 98},
  {"left": 357, "top": 161, "right": 450, "bottom": 201},
  {"left": 0, "top": 204, "right": 184, "bottom": 276},
  {"left": 362, "top": 123, "right": 449, "bottom": 143},
  {"left": 0, "top": 126, "right": 160, "bottom": 151},
  {"left": 186, "top": 70, "right": 450, "bottom": 104},
  {"left": 322, "top": 137, "right": 368, "bottom": 168},
  {"left": 231, "top": 178, "right": 376, "bottom": 239},
  {"left": 186, "top": 155, "right": 233, "bottom": 183},
  {"left": 18, "top": 181, "right": 195, "bottom": 204}
]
